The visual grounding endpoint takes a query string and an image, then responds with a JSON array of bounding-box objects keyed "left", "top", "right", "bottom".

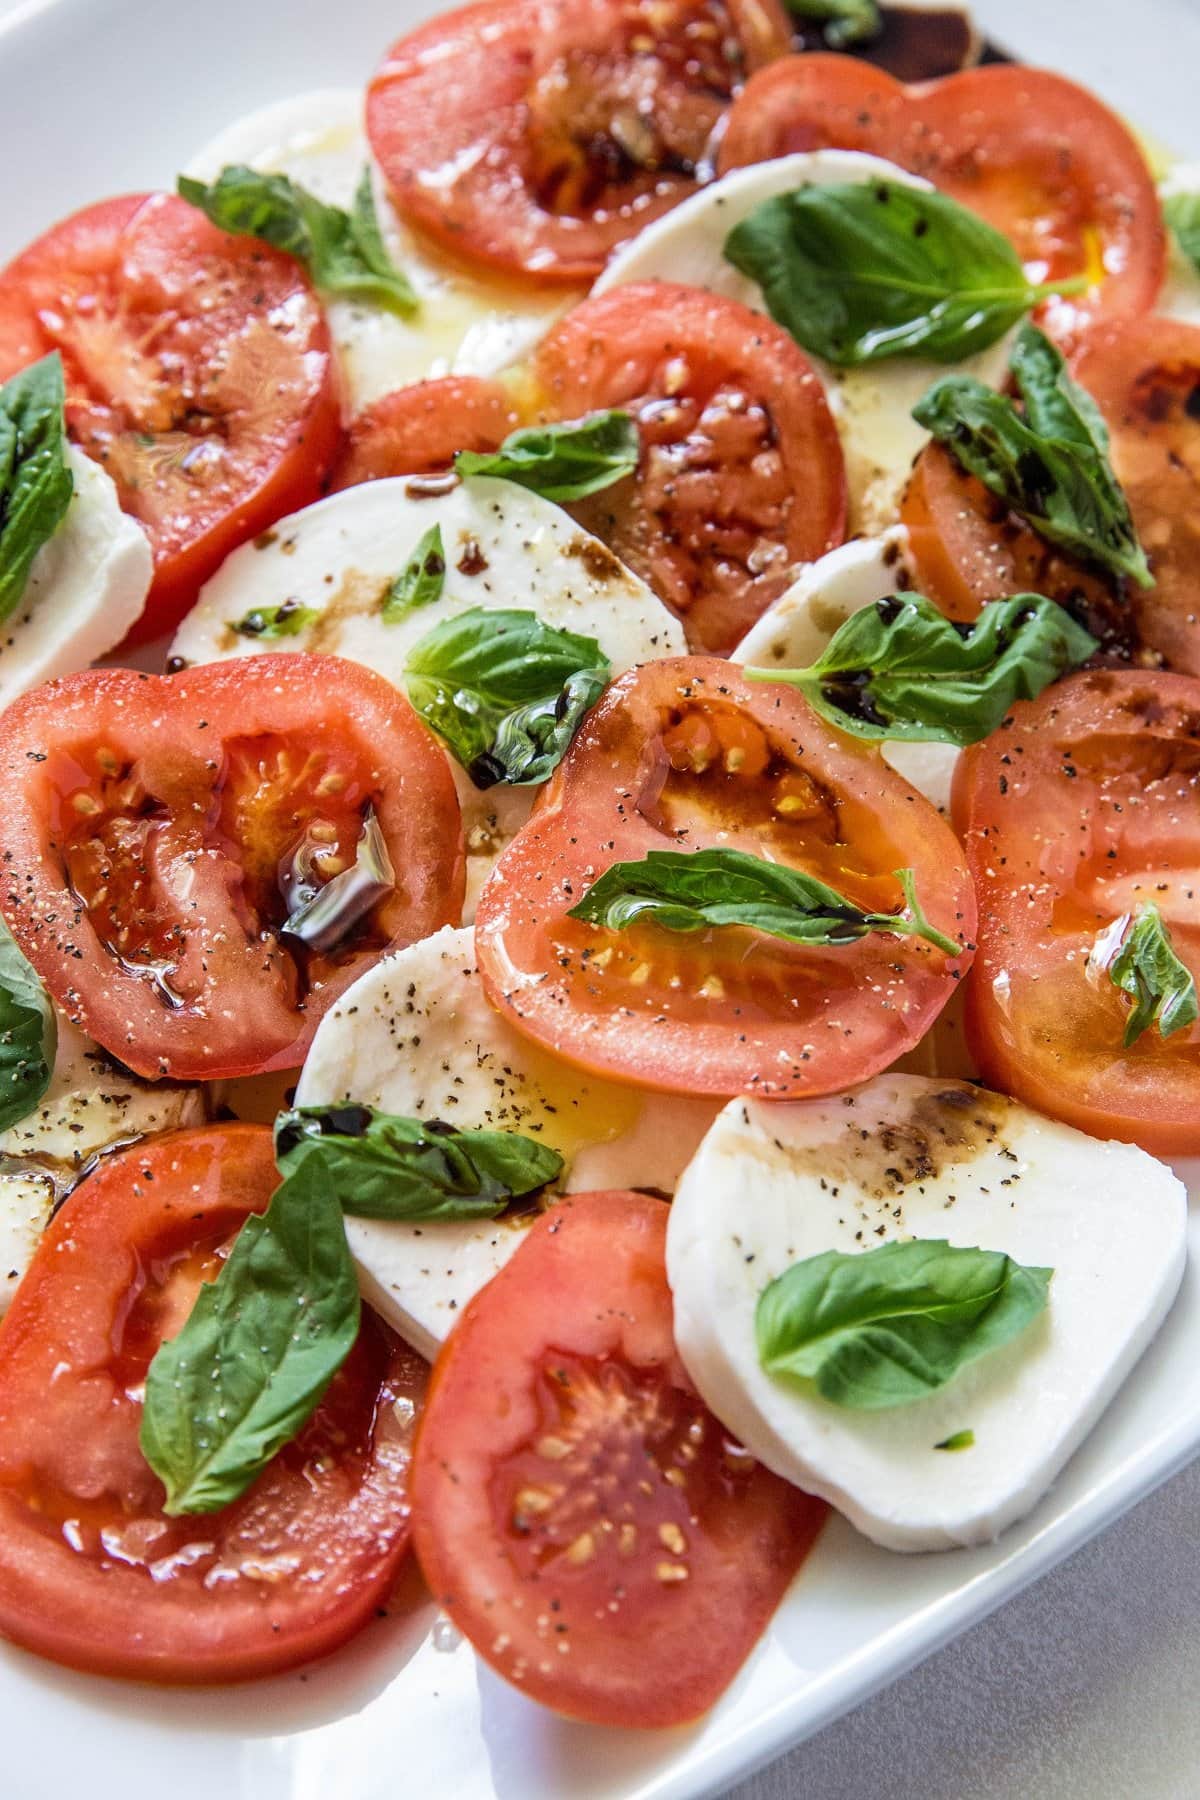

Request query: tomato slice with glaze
[
  {"left": 329, "top": 375, "right": 520, "bottom": 491},
  {"left": 367, "top": 0, "right": 793, "bottom": 285},
  {"left": 0, "top": 657, "right": 464, "bottom": 1081},
  {"left": 411, "top": 1189, "right": 824, "bottom": 1727},
  {"left": 474, "top": 657, "right": 974, "bottom": 1097},
  {"left": 533, "top": 283, "right": 846, "bottom": 654},
  {"left": 0, "top": 1126, "right": 426, "bottom": 1684},
  {"left": 718, "top": 57, "right": 1164, "bottom": 341},
  {"left": 0, "top": 194, "right": 342, "bottom": 645},
  {"left": 953, "top": 669, "right": 1200, "bottom": 1154}
]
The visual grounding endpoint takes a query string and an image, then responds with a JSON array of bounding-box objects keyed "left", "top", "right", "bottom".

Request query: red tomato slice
[
  {"left": 329, "top": 376, "right": 519, "bottom": 491},
  {"left": 953, "top": 669, "right": 1200, "bottom": 1154},
  {"left": 411, "top": 1189, "right": 824, "bottom": 1727},
  {"left": 0, "top": 657, "right": 464, "bottom": 1080},
  {"left": 367, "top": 0, "right": 792, "bottom": 285},
  {"left": 0, "top": 1126, "right": 426, "bottom": 1684},
  {"left": 475, "top": 657, "right": 974, "bottom": 1097},
  {"left": 0, "top": 194, "right": 342, "bottom": 645},
  {"left": 533, "top": 283, "right": 847, "bottom": 654},
  {"left": 718, "top": 58, "right": 1164, "bottom": 340}
]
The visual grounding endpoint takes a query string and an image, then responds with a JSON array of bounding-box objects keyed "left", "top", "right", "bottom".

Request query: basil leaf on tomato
[
  {"left": 756, "top": 1237, "right": 1052, "bottom": 1410},
  {"left": 784, "top": 0, "right": 880, "bottom": 48},
  {"left": 383, "top": 523, "right": 446, "bottom": 622},
  {"left": 0, "top": 917, "right": 56, "bottom": 1135},
  {"left": 1100, "top": 903, "right": 1199, "bottom": 1048},
  {"left": 454, "top": 411, "right": 638, "bottom": 502},
  {"left": 0, "top": 352, "right": 74, "bottom": 625}
]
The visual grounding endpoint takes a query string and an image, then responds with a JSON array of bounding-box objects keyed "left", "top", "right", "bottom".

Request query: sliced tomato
[
  {"left": 953, "top": 669, "right": 1200, "bottom": 1154},
  {"left": 411, "top": 1189, "right": 823, "bottom": 1726},
  {"left": 533, "top": 283, "right": 846, "bottom": 654},
  {"left": 367, "top": 0, "right": 792, "bottom": 285},
  {"left": 0, "top": 193, "right": 342, "bottom": 645},
  {"left": 0, "top": 1126, "right": 426, "bottom": 1683},
  {"left": 0, "top": 657, "right": 464, "bottom": 1081},
  {"left": 474, "top": 657, "right": 973, "bottom": 1097},
  {"left": 718, "top": 57, "right": 1164, "bottom": 340},
  {"left": 329, "top": 376, "right": 519, "bottom": 491}
]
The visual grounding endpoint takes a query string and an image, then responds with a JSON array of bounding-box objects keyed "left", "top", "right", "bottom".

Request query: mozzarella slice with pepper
[
  {"left": 666, "top": 1073, "right": 1186, "bottom": 1553},
  {"left": 294, "top": 925, "right": 719, "bottom": 1358}
]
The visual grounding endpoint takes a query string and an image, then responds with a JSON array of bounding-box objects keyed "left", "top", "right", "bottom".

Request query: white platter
[{"left": 4, "top": 1, "right": 1200, "bottom": 1795}]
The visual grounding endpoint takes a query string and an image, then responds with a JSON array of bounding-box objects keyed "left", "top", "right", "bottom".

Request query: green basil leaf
[
  {"left": 756, "top": 1237, "right": 1052, "bottom": 1410},
  {"left": 568, "top": 848, "right": 960, "bottom": 956},
  {"left": 0, "top": 353, "right": 74, "bottom": 625},
  {"left": 383, "top": 523, "right": 446, "bottom": 623},
  {"left": 784, "top": 0, "right": 880, "bottom": 48},
  {"left": 404, "top": 605, "right": 610, "bottom": 787},
  {"left": 913, "top": 323, "right": 1152, "bottom": 589},
  {"left": 282, "top": 807, "right": 395, "bottom": 954},
  {"left": 275, "top": 1103, "right": 564, "bottom": 1221},
  {"left": 1164, "top": 191, "right": 1200, "bottom": 273},
  {"left": 723, "top": 182, "right": 1080, "bottom": 366},
  {"left": 0, "top": 917, "right": 56, "bottom": 1135},
  {"left": 229, "top": 598, "right": 318, "bottom": 639},
  {"left": 454, "top": 411, "right": 638, "bottom": 501},
  {"left": 177, "top": 166, "right": 417, "bottom": 317},
  {"left": 749, "top": 591, "right": 1097, "bottom": 744},
  {"left": 1101, "top": 902, "right": 1198, "bottom": 1048},
  {"left": 935, "top": 1428, "right": 975, "bottom": 1451},
  {"left": 140, "top": 1158, "right": 360, "bottom": 1515}
]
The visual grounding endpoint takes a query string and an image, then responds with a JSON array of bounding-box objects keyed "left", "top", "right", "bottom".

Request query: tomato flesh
[
  {"left": 0, "top": 1126, "right": 426, "bottom": 1684},
  {"left": 411, "top": 1190, "right": 824, "bottom": 1727},
  {"left": 329, "top": 376, "right": 520, "bottom": 491}
]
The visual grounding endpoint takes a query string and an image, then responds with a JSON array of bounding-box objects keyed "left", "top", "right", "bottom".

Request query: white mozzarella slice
[
  {"left": 0, "top": 448, "right": 151, "bottom": 710},
  {"left": 0, "top": 1016, "right": 204, "bottom": 1316},
  {"left": 294, "top": 925, "right": 720, "bottom": 1359},
  {"left": 1158, "top": 164, "right": 1200, "bottom": 324},
  {"left": 667, "top": 1074, "right": 1186, "bottom": 1553},
  {"left": 185, "top": 91, "right": 577, "bottom": 413},
  {"left": 595, "top": 151, "right": 1013, "bottom": 534},
  {"left": 169, "top": 475, "right": 685, "bottom": 917}
]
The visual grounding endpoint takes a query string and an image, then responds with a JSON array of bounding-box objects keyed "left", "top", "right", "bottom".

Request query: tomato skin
[
  {"left": 411, "top": 1190, "right": 824, "bottom": 1727},
  {"left": 0, "top": 193, "right": 342, "bottom": 645},
  {"left": 475, "top": 657, "right": 974, "bottom": 1098},
  {"left": 718, "top": 58, "right": 1164, "bottom": 340},
  {"left": 329, "top": 376, "right": 520, "bottom": 491},
  {"left": 0, "top": 657, "right": 465, "bottom": 1081},
  {"left": 367, "top": 0, "right": 792, "bottom": 285},
  {"left": 534, "top": 283, "right": 847, "bottom": 654},
  {"left": 0, "top": 1126, "right": 426, "bottom": 1684},
  {"left": 953, "top": 670, "right": 1200, "bottom": 1155}
]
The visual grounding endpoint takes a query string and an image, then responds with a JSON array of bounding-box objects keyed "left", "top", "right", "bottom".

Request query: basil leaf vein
[
  {"left": 1100, "top": 903, "right": 1198, "bottom": 1048},
  {"left": 455, "top": 411, "right": 638, "bottom": 501},
  {"left": 0, "top": 917, "right": 56, "bottom": 1135},
  {"left": 0, "top": 352, "right": 75, "bottom": 625},
  {"left": 384, "top": 523, "right": 446, "bottom": 622}
]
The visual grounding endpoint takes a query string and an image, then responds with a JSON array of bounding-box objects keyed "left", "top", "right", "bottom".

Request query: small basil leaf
[
  {"left": 912, "top": 323, "right": 1152, "bottom": 589},
  {"left": 935, "top": 1429, "right": 975, "bottom": 1451},
  {"left": 568, "top": 848, "right": 960, "bottom": 956},
  {"left": 177, "top": 166, "right": 417, "bottom": 317},
  {"left": 723, "top": 182, "right": 1080, "bottom": 367},
  {"left": 383, "top": 523, "right": 446, "bottom": 623},
  {"left": 274, "top": 1103, "right": 563, "bottom": 1221},
  {"left": 0, "top": 352, "right": 75, "bottom": 625},
  {"left": 229, "top": 598, "right": 318, "bottom": 639},
  {"left": 0, "top": 917, "right": 56, "bottom": 1135},
  {"left": 282, "top": 807, "right": 394, "bottom": 954},
  {"left": 140, "top": 1157, "right": 360, "bottom": 1515},
  {"left": 454, "top": 411, "right": 638, "bottom": 501},
  {"left": 1098, "top": 903, "right": 1199, "bottom": 1048},
  {"left": 749, "top": 591, "right": 1097, "bottom": 745},
  {"left": 756, "top": 1238, "right": 1052, "bottom": 1411},
  {"left": 404, "top": 605, "right": 610, "bottom": 786},
  {"left": 785, "top": 0, "right": 881, "bottom": 48},
  {"left": 1164, "top": 191, "right": 1200, "bottom": 273}
]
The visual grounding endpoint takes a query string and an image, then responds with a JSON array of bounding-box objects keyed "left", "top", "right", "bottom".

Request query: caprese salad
[{"left": 0, "top": 0, "right": 1197, "bottom": 1733}]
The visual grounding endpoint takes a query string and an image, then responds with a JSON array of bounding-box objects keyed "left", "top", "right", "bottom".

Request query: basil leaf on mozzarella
[
  {"left": 383, "top": 523, "right": 446, "bottom": 623},
  {"left": 281, "top": 807, "right": 394, "bottom": 954},
  {"left": 935, "top": 1429, "right": 975, "bottom": 1452},
  {"left": 723, "top": 182, "right": 1083, "bottom": 366},
  {"left": 404, "top": 606, "right": 610, "bottom": 787},
  {"left": 749, "top": 591, "right": 1097, "bottom": 744},
  {"left": 0, "top": 917, "right": 56, "bottom": 1135},
  {"left": 275, "top": 1103, "right": 564, "bottom": 1221},
  {"left": 454, "top": 411, "right": 638, "bottom": 501},
  {"left": 177, "top": 165, "right": 417, "bottom": 316},
  {"left": 568, "top": 848, "right": 959, "bottom": 955},
  {"left": 784, "top": 0, "right": 880, "bottom": 48},
  {"left": 229, "top": 598, "right": 318, "bottom": 639},
  {"left": 140, "top": 1156, "right": 360, "bottom": 1515},
  {"left": 0, "top": 353, "right": 74, "bottom": 625},
  {"left": 1164, "top": 191, "right": 1200, "bottom": 272},
  {"left": 755, "top": 1238, "right": 1052, "bottom": 1411},
  {"left": 913, "top": 323, "right": 1152, "bottom": 589},
  {"left": 1099, "top": 903, "right": 1199, "bottom": 1048}
]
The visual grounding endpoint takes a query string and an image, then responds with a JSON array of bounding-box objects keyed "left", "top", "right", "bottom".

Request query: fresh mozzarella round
[
  {"left": 0, "top": 1016, "right": 203, "bottom": 1317},
  {"left": 667, "top": 1074, "right": 1187, "bottom": 1553},
  {"left": 169, "top": 474, "right": 685, "bottom": 917},
  {"left": 0, "top": 447, "right": 151, "bottom": 711},
  {"left": 185, "top": 90, "right": 576, "bottom": 413},
  {"left": 595, "top": 151, "right": 1013, "bottom": 534},
  {"left": 294, "top": 925, "right": 720, "bottom": 1358},
  {"left": 1159, "top": 164, "right": 1200, "bottom": 324}
]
